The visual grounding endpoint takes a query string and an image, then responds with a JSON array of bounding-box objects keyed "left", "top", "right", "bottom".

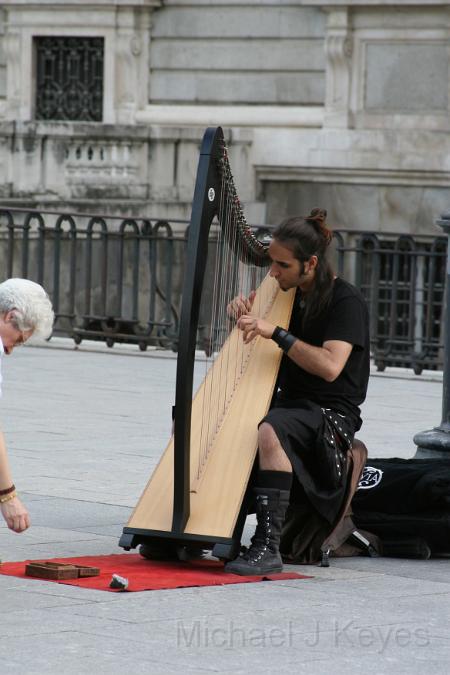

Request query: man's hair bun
[{"left": 306, "top": 208, "right": 333, "bottom": 247}]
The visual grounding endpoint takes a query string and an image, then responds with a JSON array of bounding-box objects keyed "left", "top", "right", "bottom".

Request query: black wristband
[{"left": 271, "top": 326, "right": 297, "bottom": 353}]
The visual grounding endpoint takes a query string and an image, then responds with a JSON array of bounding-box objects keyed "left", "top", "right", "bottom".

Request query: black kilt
[{"left": 261, "top": 398, "right": 356, "bottom": 523}]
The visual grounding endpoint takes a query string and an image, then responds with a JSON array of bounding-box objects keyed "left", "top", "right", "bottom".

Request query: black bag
[{"left": 353, "top": 458, "right": 450, "bottom": 557}]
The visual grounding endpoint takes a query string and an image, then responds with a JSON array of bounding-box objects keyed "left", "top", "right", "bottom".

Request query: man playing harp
[{"left": 225, "top": 209, "right": 370, "bottom": 575}]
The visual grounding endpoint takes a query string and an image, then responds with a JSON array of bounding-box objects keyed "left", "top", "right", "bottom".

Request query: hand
[
  {"left": 1, "top": 496, "right": 30, "bottom": 533},
  {"left": 226, "top": 291, "right": 256, "bottom": 320},
  {"left": 237, "top": 314, "right": 276, "bottom": 344}
]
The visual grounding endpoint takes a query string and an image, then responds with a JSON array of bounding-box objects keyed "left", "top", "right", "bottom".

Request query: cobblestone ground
[{"left": 0, "top": 340, "right": 448, "bottom": 675}]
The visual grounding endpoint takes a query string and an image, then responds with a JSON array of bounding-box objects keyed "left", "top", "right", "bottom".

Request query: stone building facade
[{"left": 0, "top": 0, "right": 449, "bottom": 233}]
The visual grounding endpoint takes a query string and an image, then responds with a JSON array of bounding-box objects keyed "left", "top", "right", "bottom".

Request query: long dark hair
[{"left": 272, "top": 208, "right": 334, "bottom": 324}]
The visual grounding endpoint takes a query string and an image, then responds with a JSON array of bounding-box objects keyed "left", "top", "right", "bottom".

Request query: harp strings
[
  {"left": 196, "top": 145, "right": 267, "bottom": 480},
  {"left": 197, "top": 180, "right": 228, "bottom": 477}
]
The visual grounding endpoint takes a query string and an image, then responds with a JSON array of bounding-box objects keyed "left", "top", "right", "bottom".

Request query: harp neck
[{"left": 173, "top": 127, "right": 271, "bottom": 533}]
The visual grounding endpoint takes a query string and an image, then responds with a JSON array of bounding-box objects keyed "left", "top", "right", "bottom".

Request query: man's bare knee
[
  {"left": 258, "top": 423, "right": 282, "bottom": 452},
  {"left": 258, "top": 422, "right": 292, "bottom": 472}
]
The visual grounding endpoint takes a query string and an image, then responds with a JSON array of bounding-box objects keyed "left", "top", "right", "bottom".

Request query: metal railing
[
  {"left": 0, "top": 206, "right": 446, "bottom": 372},
  {"left": 0, "top": 207, "right": 187, "bottom": 350},
  {"left": 333, "top": 231, "right": 446, "bottom": 373}
]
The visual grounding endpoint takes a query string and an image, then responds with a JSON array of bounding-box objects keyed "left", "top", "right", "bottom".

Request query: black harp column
[{"left": 414, "top": 212, "right": 450, "bottom": 458}]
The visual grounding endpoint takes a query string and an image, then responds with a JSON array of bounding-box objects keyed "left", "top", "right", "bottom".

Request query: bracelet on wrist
[
  {"left": 0, "top": 484, "right": 15, "bottom": 497},
  {"left": 0, "top": 490, "right": 17, "bottom": 504},
  {"left": 271, "top": 326, "right": 297, "bottom": 353}
]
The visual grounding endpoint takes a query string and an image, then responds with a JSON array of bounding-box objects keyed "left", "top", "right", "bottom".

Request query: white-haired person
[{"left": 0, "top": 278, "right": 54, "bottom": 534}]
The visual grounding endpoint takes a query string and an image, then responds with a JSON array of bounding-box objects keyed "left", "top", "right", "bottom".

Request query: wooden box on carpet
[{"left": 25, "top": 561, "right": 100, "bottom": 580}]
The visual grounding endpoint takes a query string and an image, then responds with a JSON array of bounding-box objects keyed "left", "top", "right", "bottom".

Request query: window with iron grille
[{"left": 35, "top": 36, "right": 104, "bottom": 122}]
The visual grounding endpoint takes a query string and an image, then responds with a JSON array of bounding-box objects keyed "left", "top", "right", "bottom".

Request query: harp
[{"left": 119, "top": 127, "right": 295, "bottom": 560}]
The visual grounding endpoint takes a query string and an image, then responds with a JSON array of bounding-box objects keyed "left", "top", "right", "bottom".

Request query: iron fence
[
  {"left": 334, "top": 231, "right": 446, "bottom": 373},
  {"left": 0, "top": 206, "right": 446, "bottom": 373}
]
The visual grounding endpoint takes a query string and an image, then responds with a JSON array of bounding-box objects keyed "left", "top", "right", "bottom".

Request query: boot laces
[{"left": 241, "top": 496, "right": 272, "bottom": 563}]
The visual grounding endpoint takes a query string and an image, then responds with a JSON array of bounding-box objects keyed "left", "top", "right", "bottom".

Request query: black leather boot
[{"left": 224, "top": 487, "right": 290, "bottom": 576}]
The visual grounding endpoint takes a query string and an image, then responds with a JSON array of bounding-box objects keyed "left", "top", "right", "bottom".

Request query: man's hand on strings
[
  {"left": 237, "top": 315, "right": 276, "bottom": 344},
  {"left": 226, "top": 290, "right": 256, "bottom": 320}
]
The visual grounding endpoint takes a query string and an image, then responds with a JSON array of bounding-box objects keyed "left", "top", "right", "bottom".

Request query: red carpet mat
[{"left": 0, "top": 554, "right": 310, "bottom": 592}]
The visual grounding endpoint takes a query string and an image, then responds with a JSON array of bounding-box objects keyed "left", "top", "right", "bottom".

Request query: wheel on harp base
[
  {"left": 212, "top": 540, "right": 242, "bottom": 562},
  {"left": 139, "top": 542, "right": 178, "bottom": 561},
  {"left": 139, "top": 542, "right": 207, "bottom": 562}
]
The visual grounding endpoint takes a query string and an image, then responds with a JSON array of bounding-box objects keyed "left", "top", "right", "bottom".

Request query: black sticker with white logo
[{"left": 357, "top": 466, "right": 383, "bottom": 490}]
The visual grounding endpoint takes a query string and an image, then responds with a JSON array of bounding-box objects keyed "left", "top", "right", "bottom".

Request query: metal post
[{"left": 414, "top": 212, "right": 450, "bottom": 457}]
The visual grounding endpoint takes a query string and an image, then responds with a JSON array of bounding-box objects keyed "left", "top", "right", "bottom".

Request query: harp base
[
  {"left": 119, "top": 480, "right": 250, "bottom": 560},
  {"left": 119, "top": 526, "right": 244, "bottom": 562},
  {"left": 120, "top": 460, "right": 258, "bottom": 561}
]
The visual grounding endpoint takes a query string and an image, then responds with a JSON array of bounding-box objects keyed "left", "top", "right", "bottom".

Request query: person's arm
[
  {"left": 0, "top": 431, "right": 30, "bottom": 533},
  {"left": 277, "top": 337, "right": 352, "bottom": 382},
  {"left": 236, "top": 315, "right": 352, "bottom": 382}
]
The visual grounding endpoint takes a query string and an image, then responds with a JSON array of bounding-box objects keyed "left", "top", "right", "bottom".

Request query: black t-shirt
[{"left": 277, "top": 277, "right": 370, "bottom": 429}]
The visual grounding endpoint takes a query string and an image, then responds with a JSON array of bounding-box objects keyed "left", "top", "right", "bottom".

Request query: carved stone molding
[
  {"left": 3, "top": 30, "right": 21, "bottom": 118},
  {"left": 324, "top": 9, "right": 353, "bottom": 128},
  {"left": 322, "top": 3, "right": 450, "bottom": 131}
]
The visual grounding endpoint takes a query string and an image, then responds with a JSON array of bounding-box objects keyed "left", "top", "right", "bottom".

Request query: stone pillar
[
  {"left": 414, "top": 212, "right": 450, "bottom": 458},
  {"left": 3, "top": 27, "right": 20, "bottom": 120},
  {"left": 115, "top": 6, "right": 153, "bottom": 124},
  {"left": 323, "top": 8, "right": 353, "bottom": 128}
]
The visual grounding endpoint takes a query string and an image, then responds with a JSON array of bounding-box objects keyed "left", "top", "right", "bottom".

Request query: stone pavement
[{"left": 0, "top": 339, "right": 449, "bottom": 674}]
